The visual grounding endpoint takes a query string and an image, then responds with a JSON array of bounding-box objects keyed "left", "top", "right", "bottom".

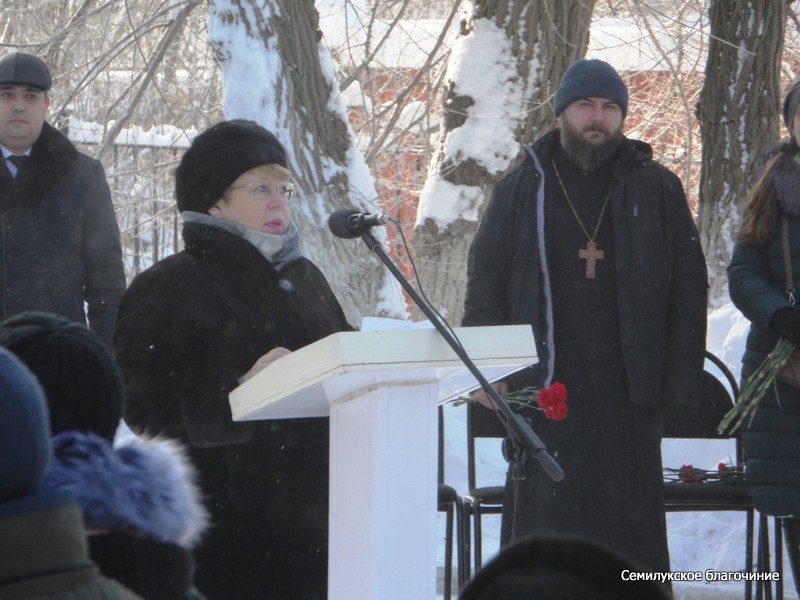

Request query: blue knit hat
[
  {"left": 554, "top": 59, "right": 628, "bottom": 118},
  {"left": 0, "top": 347, "right": 51, "bottom": 504}
]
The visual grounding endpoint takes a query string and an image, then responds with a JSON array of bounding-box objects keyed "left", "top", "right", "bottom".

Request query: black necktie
[{"left": 7, "top": 155, "right": 29, "bottom": 178}]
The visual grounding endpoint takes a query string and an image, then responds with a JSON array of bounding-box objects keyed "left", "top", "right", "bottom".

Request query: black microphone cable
[{"left": 385, "top": 215, "right": 468, "bottom": 356}]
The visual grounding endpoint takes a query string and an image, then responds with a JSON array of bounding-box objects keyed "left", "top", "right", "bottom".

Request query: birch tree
[
  {"left": 207, "top": 0, "right": 405, "bottom": 324},
  {"left": 413, "top": 0, "right": 595, "bottom": 322},
  {"left": 697, "top": 0, "right": 787, "bottom": 304}
]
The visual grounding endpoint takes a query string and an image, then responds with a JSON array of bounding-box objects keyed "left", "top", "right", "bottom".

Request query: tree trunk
[
  {"left": 413, "top": 0, "right": 594, "bottom": 323},
  {"left": 207, "top": 0, "right": 405, "bottom": 324},
  {"left": 698, "top": 1, "right": 787, "bottom": 305}
]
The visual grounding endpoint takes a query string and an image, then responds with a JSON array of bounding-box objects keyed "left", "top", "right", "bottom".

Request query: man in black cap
[
  {"left": 0, "top": 52, "right": 125, "bottom": 348},
  {"left": 463, "top": 59, "right": 708, "bottom": 572}
]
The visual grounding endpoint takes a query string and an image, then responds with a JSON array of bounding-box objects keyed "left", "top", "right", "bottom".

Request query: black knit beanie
[
  {"left": 783, "top": 81, "right": 800, "bottom": 135},
  {"left": 554, "top": 59, "right": 628, "bottom": 118},
  {"left": 175, "top": 119, "right": 288, "bottom": 214},
  {"left": 459, "top": 534, "right": 671, "bottom": 600},
  {"left": 0, "top": 312, "right": 123, "bottom": 442}
]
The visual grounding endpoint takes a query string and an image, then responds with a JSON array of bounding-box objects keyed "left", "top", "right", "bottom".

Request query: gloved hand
[{"left": 769, "top": 307, "right": 800, "bottom": 348}]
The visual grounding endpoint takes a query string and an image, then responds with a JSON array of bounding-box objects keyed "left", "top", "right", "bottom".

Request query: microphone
[{"left": 328, "top": 209, "right": 391, "bottom": 239}]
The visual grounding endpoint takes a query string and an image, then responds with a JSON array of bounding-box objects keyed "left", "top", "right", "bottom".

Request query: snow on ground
[{"left": 438, "top": 300, "right": 796, "bottom": 598}]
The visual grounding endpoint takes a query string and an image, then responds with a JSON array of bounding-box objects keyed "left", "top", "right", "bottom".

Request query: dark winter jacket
[
  {"left": 0, "top": 346, "right": 139, "bottom": 598},
  {"left": 0, "top": 123, "right": 126, "bottom": 348},
  {"left": 463, "top": 128, "right": 708, "bottom": 410},
  {"left": 728, "top": 151, "right": 800, "bottom": 517},
  {"left": 114, "top": 221, "right": 352, "bottom": 445},
  {"left": 42, "top": 431, "right": 209, "bottom": 599},
  {"left": 0, "top": 502, "right": 142, "bottom": 599},
  {"left": 729, "top": 220, "right": 800, "bottom": 370},
  {"left": 114, "top": 222, "right": 352, "bottom": 599}
]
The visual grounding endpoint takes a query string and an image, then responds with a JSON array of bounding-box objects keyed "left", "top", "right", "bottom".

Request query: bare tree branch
[
  {"left": 364, "top": 0, "right": 459, "bottom": 164},
  {"left": 95, "top": 0, "right": 199, "bottom": 159}
]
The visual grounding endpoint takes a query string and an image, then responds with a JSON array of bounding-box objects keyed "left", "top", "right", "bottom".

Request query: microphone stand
[{"left": 359, "top": 230, "right": 564, "bottom": 483}]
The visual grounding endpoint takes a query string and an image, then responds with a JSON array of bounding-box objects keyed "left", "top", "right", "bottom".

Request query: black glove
[{"left": 769, "top": 307, "right": 800, "bottom": 348}]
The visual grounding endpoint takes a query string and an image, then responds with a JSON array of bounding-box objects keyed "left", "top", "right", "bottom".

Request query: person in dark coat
[
  {"left": 727, "top": 82, "right": 800, "bottom": 594},
  {"left": 113, "top": 120, "right": 352, "bottom": 600},
  {"left": 463, "top": 59, "right": 708, "bottom": 572},
  {"left": 0, "top": 346, "right": 141, "bottom": 599},
  {"left": 0, "top": 311, "right": 209, "bottom": 599},
  {"left": 44, "top": 432, "right": 209, "bottom": 600},
  {"left": 458, "top": 534, "right": 671, "bottom": 600},
  {"left": 0, "top": 52, "right": 126, "bottom": 349}
]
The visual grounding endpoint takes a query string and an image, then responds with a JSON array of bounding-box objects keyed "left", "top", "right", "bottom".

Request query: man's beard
[{"left": 560, "top": 119, "right": 623, "bottom": 172}]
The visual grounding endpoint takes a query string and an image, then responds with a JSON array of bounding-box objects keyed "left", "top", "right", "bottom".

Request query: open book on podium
[{"left": 228, "top": 324, "right": 537, "bottom": 600}]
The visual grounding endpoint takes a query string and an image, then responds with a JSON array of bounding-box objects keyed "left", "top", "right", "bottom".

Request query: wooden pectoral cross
[{"left": 578, "top": 240, "right": 604, "bottom": 279}]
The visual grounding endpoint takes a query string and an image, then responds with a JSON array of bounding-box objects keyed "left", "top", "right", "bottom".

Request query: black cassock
[{"left": 500, "top": 146, "right": 669, "bottom": 573}]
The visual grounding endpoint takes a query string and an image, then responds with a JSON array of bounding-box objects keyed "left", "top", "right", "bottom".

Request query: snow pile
[
  {"left": 68, "top": 117, "right": 196, "bottom": 148},
  {"left": 416, "top": 10, "right": 541, "bottom": 231}
]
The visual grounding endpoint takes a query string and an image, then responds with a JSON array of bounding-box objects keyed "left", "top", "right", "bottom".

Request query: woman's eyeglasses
[{"left": 228, "top": 180, "right": 295, "bottom": 201}]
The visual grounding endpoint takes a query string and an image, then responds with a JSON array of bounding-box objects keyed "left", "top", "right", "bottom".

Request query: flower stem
[{"left": 718, "top": 339, "right": 794, "bottom": 434}]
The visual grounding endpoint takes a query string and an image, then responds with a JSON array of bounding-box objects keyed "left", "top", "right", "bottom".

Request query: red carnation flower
[
  {"left": 536, "top": 382, "right": 568, "bottom": 421},
  {"left": 679, "top": 464, "right": 699, "bottom": 483}
]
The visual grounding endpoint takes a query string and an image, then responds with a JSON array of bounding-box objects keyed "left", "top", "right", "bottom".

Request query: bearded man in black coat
[
  {"left": 463, "top": 60, "right": 708, "bottom": 572},
  {"left": 114, "top": 120, "right": 352, "bottom": 599},
  {"left": 0, "top": 53, "right": 125, "bottom": 348}
]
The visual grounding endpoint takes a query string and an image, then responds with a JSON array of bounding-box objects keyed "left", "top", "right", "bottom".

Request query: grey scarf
[{"left": 181, "top": 211, "right": 302, "bottom": 271}]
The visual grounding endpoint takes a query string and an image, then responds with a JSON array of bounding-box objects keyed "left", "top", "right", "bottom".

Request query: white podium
[{"left": 229, "top": 325, "right": 537, "bottom": 600}]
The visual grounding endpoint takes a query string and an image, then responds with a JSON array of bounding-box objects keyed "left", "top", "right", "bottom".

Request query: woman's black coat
[
  {"left": 728, "top": 184, "right": 800, "bottom": 518},
  {"left": 114, "top": 222, "right": 351, "bottom": 599}
]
